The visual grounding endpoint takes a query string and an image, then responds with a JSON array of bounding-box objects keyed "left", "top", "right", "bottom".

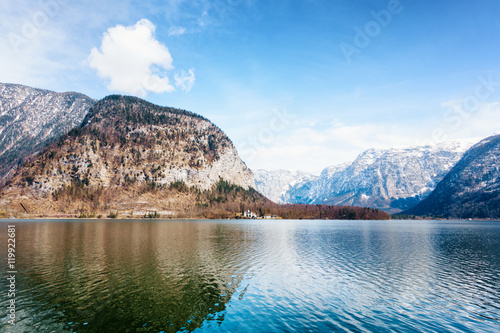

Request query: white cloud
[
  {"left": 88, "top": 19, "right": 177, "bottom": 96},
  {"left": 174, "top": 69, "right": 195, "bottom": 92},
  {"left": 168, "top": 26, "right": 186, "bottom": 36},
  {"left": 198, "top": 11, "right": 211, "bottom": 27},
  {"left": 424, "top": 101, "right": 500, "bottom": 144}
]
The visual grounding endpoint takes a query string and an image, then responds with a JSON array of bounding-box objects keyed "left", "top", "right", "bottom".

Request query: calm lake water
[{"left": 1, "top": 219, "right": 499, "bottom": 332}]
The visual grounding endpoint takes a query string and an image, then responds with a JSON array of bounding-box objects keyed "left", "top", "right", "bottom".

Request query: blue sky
[{"left": 2, "top": 0, "right": 500, "bottom": 173}]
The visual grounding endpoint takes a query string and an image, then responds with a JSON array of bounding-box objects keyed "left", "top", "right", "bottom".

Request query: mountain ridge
[
  {"left": 11, "top": 94, "right": 255, "bottom": 191},
  {"left": 0, "top": 82, "right": 95, "bottom": 179},
  {"left": 403, "top": 134, "right": 500, "bottom": 218}
]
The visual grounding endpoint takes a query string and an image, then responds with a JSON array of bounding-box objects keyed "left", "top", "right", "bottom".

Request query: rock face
[
  {"left": 253, "top": 169, "right": 316, "bottom": 203},
  {"left": 0, "top": 83, "right": 95, "bottom": 178},
  {"left": 257, "top": 141, "right": 474, "bottom": 212},
  {"left": 7, "top": 95, "right": 254, "bottom": 193},
  {"left": 404, "top": 135, "right": 500, "bottom": 218}
]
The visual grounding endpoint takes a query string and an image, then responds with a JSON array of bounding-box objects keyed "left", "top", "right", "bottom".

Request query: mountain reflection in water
[{"left": 2, "top": 221, "right": 251, "bottom": 332}]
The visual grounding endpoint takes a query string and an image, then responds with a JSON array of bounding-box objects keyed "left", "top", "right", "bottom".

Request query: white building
[{"left": 243, "top": 210, "right": 257, "bottom": 218}]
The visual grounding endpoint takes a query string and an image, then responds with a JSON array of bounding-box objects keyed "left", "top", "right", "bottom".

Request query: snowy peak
[
  {"left": 0, "top": 82, "right": 95, "bottom": 178},
  {"left": 320, "top": 162, "right": 351, "bottom": 178},
  {"left": 253, "top": 169, "right": 316, "bottom": 203}
]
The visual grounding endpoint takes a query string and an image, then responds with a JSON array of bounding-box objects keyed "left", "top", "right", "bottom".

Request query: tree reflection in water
[{"left": 10, "top": 221, "right": 250, "bottom": 332}]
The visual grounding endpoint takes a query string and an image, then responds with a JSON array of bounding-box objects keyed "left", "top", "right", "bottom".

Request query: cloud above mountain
[
  {"left": 174, "top": 69, "right": 196, "bottom": 92},
  {"left": 88, "top": 19, "right": 194, "bottom": 96}
]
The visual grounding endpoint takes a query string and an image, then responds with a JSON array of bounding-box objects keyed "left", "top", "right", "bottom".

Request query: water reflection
[
  {"left": 2, "top": 221, "right": 250, "bottom": 332},
  {"left": 0, "top": 220, "right": 499, "bottom": 332}
]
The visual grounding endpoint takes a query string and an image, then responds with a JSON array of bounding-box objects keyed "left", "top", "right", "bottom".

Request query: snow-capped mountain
[
  {"left": 285, "top": 162, "right": 351, "bottom": 205},
  {"left": 0, "top": 83, "right": 95, "bottom": 178},
  {"left": 257, "top": 140, "right": 476, "bottom": 212},
  {"left": 405, "top": 134, "right": 500, "bottom": 218},
  {"left": 315, "top": 141, "right": 475, "bottom": 212},
  {"left": 253, "top": 169, "right": 316, "bottom": 203}
]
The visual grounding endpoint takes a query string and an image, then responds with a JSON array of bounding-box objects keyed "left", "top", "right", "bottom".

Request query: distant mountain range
[
  {"left": 404, "top": 134, "right": 500, "bottom": 218},
  {"left": 255, "top": 141, "right": 475, "bottom": 213},
  {"left": 0, "top": 83, "right": 95, "bottom": 179}
]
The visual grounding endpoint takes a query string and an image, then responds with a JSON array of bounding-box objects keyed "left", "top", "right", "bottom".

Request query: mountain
[
  {"left": 0, "top": 93, "right": 390, "bottom": 220},
  {"left": 0, "top": 95, "right": 255, "bottom": 217},
  {"left": 260, "top": 141, "right": 474, "bottom": 213},
  {"left": 253, "top": 169, "right": 316, "bottom": 203},
  {"left": 285, "top": 162, "right": 351, "bottom": 204},
  {"left": 0, "top": 83, "right": 95, "bottom": 179},
  {"left": 403, "top": 135, "right": 500, "bottom": 218}
]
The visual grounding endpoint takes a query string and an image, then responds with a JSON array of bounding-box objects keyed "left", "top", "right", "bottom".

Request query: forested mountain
[{"left": 0, "top": 95, "right": 254, "bottom": 217}]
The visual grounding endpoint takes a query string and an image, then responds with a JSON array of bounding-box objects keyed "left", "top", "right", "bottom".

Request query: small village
[{"left": 238, "top": 210, "right": 279, "bottom": 220}]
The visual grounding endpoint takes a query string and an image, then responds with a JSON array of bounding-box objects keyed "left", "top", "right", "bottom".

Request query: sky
[{"left": 1, "top": 0, "right": 500, "bottom": 174}]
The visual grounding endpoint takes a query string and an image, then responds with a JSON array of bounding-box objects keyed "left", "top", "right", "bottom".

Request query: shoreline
[{"left": 0, "top": 217, "right": 498, "bottom": 222}]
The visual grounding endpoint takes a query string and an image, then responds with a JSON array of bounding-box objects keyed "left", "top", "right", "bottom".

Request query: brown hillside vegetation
[{"left": 0, "top": 178, "right": 389, "bottom": 219}]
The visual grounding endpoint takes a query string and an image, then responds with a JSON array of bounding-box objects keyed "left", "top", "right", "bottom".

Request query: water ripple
[{"left": 0, "top": 220, "right": 499, "bottom": 332}]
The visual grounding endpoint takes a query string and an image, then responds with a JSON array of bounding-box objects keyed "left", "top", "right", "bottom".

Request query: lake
[{"left": 1, "top": 219, "right": 499, "bottom": 332}]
